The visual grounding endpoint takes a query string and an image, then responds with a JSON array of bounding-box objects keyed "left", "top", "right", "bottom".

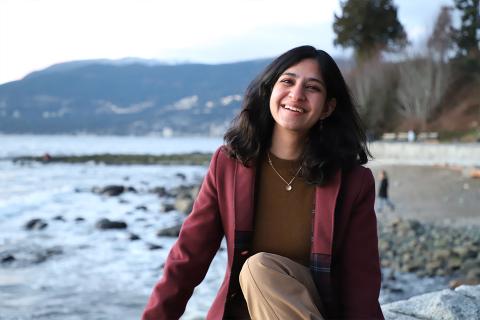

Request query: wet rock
[
  {"left": 0, "top": 245, "right": 62, "bottom": 266},
  {"left": 52, "top": 215, "right": 66, "bottom": 222},
  {"left": 447, "top": 257, "right": 462, "bottom": 271},
  {"left": 95, "top": 218, "right": 128, "bottom": 230},
  {"left": 135, "top": 205, "right": 148, "bottom": 211},
  {"left": 151, "top": 186, "right": 170, "bottom": 197},
  {"left": 129, "top": 233, "right": 141, "bottom": 241},
  {"left": 174, "top": 186, "right": 198, "bottom": 214},
  {"left": 127, "top": 186, "right": 137, "bottom": 193},
  {"left": 466, "top": 268, "right": 480, "bottom": 280},
  {"left": 1, "top": 254, "right": 15, "bottom": 263},
  {"left": 75, "top": 217, "right": 85, "bottom": 223},
  {"left": 175, "top": 172, "right": 187, "bottom": 180},
  {"left": 160, "top": 203, "right": 176, "bottom": 212},
  {"left": 25, "top": 218, "right": 48, "bottom": 230},
  {"left": 147, "top": 243, "right": 164, "bottom": 250},
  {"left": 156, "top": 224, "right": 182, "bottom": 237},
  {"left": 175, "top": 198, "right": 193, "bottom": 214},
  {"left": 99, "top": 185, "right": 125, "bottom": 196}
]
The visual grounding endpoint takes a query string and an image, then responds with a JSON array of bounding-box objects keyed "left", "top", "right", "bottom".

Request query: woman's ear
[{"left": 321, "top": 98, "right": 336, "bottom": 119}]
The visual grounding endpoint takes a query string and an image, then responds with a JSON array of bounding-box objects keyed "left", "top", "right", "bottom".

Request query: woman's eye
[
  {"left": 306, "top": 85, "right": 321, "bottom": 91},
  {"left": 279, "top": 78, "right": 293, "bottom": 85}
]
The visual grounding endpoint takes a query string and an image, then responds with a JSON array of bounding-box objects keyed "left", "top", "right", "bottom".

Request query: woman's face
[{"left": 269, "top": 58, "right": 335, "bottom": 135}]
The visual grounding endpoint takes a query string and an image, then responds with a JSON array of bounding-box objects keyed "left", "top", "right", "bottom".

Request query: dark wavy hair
[{"left": 224, "top": 45, "right": 370, "bottom": 185}]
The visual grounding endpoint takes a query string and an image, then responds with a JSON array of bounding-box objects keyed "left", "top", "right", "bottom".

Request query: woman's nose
[{"left": 288, "top": 84, "right": 305, "bottom": 101}]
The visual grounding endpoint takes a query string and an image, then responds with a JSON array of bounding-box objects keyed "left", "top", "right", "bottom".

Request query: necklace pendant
[{"left": 285, "top": 185, "right": 292, "bottom": 191}]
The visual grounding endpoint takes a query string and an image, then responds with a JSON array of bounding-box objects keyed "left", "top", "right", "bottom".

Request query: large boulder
[{"left": 382, "top": 285, "right": 480, "bottom": 320}]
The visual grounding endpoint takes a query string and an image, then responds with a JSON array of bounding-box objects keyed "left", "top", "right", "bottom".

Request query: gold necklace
[{"left": 267, "top": 153, "right": 302, "bottom": 191}]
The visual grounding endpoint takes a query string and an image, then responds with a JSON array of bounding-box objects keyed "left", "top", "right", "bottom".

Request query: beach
[{"left": 369, "top": 164, "right": 480, "bottom": 227}]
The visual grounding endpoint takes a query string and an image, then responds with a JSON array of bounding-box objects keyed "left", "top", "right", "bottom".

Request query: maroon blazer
[{"left": 142, "top": 147, "right": 384, "bottom": 320}]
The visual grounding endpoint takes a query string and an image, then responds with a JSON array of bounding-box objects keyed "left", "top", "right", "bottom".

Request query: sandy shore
[{"left": 368, "top": 163, "right": 480, "bottom": 227}]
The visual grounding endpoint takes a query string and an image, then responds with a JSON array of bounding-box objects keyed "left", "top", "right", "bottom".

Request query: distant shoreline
[{"left": 11, "top": 152, "right": 213, "bottom": 165}]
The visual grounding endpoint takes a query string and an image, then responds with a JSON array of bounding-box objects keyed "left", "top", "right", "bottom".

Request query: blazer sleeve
[
  {"left": 339, "top": 168, "right": 384, "bottom": 320},
  {"left": 142, "top": 148, "right": 224, "bottom": 320}
]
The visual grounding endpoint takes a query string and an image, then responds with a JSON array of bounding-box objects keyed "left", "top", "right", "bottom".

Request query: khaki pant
[{"left": 239, "top": 252, "right": 325, "bottom": 320}]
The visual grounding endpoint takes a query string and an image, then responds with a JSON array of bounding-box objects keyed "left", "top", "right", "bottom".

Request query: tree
[
  {"left": 396, "top": 56, "right": 451, "bottom": 129},
  {"left": 347, "top": 61, "right": 397, "bottom": 132},
  {"left": 428, "top": 6, "right": 455, "bottom": 62},
  {"left": 333, "top": 0, "right": 408, "bottom": 62},
  {"left": 452, "top": 0, "right": 480, "bottom": 58}
]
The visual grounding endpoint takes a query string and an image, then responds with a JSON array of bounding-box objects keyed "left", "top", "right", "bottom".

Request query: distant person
[
  {"left": 42, "top": 153, "right": 52, "bottom": 162},
  {"left": 377, "top": 170, "right": 395, "bottom": 212},
  {"left": 142, "top": 46, "right": 383, "bottom": 320},
  {"left": 407, "top": 129, "right": 416, "bottom": 142}
]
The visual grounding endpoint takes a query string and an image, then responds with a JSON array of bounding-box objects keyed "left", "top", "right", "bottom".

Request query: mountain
[{"left": 0, "top": 57, "right": 352, "bottom": 136}]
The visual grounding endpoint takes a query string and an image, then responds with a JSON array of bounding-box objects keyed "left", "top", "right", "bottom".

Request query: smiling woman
[{"left": 142, "top": 46, "right": 383, "bottom": 320}]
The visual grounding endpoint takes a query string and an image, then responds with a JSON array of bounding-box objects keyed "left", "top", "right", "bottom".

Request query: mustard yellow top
[{"left": 251, "top": 153, "right": 315, "bottom": 266}]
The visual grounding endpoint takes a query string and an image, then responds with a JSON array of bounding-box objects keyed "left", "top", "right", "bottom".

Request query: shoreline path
[{"left": 369, "top": 164, "right": 480, "bottom": 227}]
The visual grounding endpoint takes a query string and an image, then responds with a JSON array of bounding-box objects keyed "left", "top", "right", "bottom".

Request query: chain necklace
[{"left": 267, "top": 153, "right": 302, "bottom": 191}]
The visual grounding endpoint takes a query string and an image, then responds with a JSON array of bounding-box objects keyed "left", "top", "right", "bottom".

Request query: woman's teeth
[{"left": 282, "top": 105, "right": 305, "bottom": 113}]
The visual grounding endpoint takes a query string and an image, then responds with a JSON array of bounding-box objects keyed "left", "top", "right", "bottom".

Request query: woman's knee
[{"left": 240, "top": 252, "right": 272, "bottom": 283}]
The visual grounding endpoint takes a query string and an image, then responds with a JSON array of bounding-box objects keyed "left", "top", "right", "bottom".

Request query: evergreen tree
[
  {"left": 333, "top": 0, "right": 407, "bottom": 62},
  {"left": 452, "top": 0, "right": 480, "bottom": 58}
]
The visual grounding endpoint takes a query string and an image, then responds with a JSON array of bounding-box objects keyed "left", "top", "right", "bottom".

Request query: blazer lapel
[
  {"left": 233, "top": 162, "right": 256, "bottom": 232},
  {"left": 310, "top": 169, "right": 342, "bottom": 317},
  {"left": 312, "top": 169, "right": 342, "bottom": 255}
]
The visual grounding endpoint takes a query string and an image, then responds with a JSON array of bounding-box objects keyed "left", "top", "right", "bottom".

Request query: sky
[{"left": 0, "top": 0, "right": 452, "bottom": 85}]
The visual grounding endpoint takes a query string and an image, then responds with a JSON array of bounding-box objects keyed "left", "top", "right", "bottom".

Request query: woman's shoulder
[
  {"left": 210, "top": 145, "right": 241, "bottom": 168},
  {"left": 343, "top": 164, "right": 373, "bottom": 179},
  {"left": 341, "top": 164, "right": 374, "bottom": 191}
]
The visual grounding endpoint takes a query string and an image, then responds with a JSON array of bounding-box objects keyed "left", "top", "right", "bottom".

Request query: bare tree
[
  {"left": 347, "top": 60, "right": 396, "bottom": 131},
  {"left": 395, "top": 5, "right": 455, "bottom": 129},
  {"left": 396, "top": 56, "right": 451, "bottom": 128}
]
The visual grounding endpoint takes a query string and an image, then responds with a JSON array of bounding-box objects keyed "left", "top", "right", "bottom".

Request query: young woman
[{"left": 142, "top": 45, "right": 384, "bottom": 320}]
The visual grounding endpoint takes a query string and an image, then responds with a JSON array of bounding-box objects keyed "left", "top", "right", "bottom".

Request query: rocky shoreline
[
  {"left": 5, "top": 179, "right": 479, "bottom": 289},
  {"left": 378, "top": 216, "right": 480, "bottom": 285}
]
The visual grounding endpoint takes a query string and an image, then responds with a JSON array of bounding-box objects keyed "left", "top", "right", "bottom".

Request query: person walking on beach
[
  {"left": 377, "top": 170, "right": 395, "bottom": 212},
  {"left": 142, "top": 46, "right": 383, "bottom": 320}
]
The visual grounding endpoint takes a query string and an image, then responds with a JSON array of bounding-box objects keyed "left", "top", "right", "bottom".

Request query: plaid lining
[{"left": 310, "top": 205, "right": 335, "bottom": 317}]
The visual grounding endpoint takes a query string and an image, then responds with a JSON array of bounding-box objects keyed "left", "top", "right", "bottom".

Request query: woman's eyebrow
[{"left": 281, "top": 72, "right": 325, "bottom": 86}]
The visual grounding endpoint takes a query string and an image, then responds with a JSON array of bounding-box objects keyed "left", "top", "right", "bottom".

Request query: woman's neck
[{"left": 270, "top": 127, "right": 306, "bottom": 160}]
